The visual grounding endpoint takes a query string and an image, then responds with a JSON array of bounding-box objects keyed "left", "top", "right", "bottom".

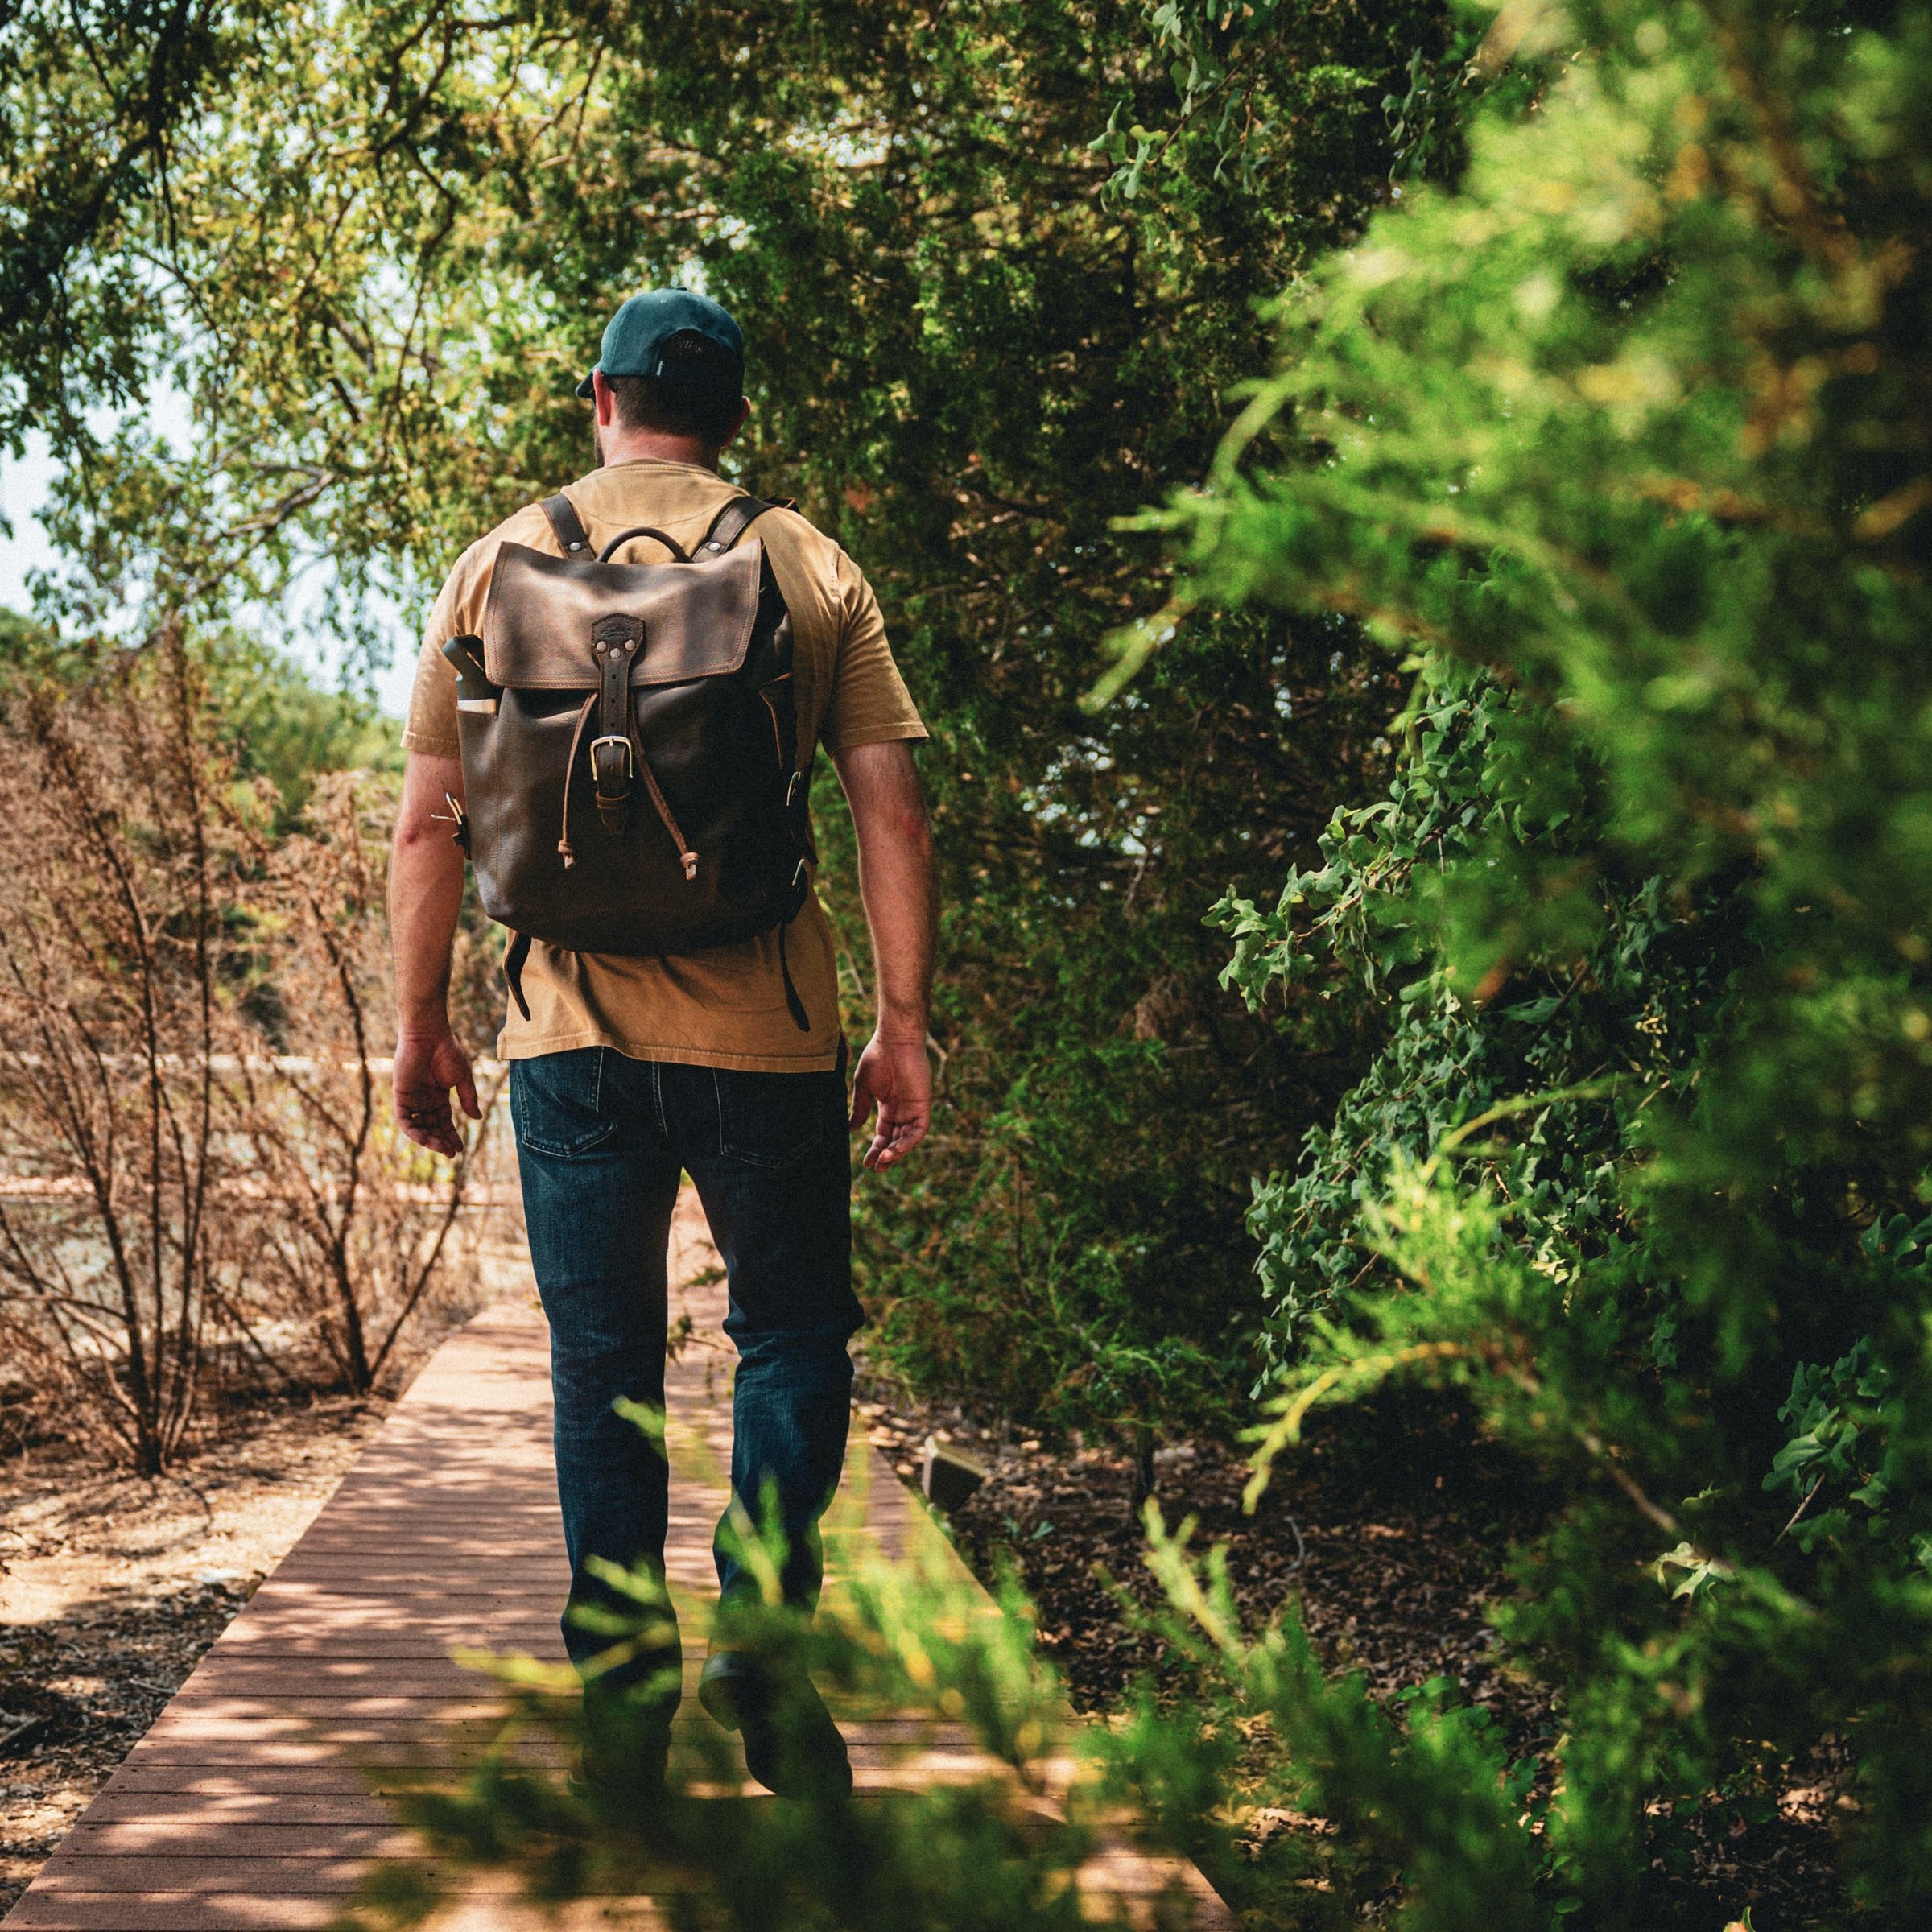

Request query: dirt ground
[
  {"left": 857, "top": 1379, "right": 1856, "bottom": 1931},
  {"left": 1, "top": 1263, "right": 1856, "bottom": 1930},
  {"left": 0, "top": 1225, "right": 521, "bottom": 1917},
  {"left": 0, "top": 1391, "right": 394, "bottom": 1913}
]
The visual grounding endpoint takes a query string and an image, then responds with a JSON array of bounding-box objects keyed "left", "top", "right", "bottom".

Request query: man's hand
[
  {"left": 394, "top": 1026, "right": 481, "bottom": 1157},
  {"left": 849, "top": 1033, "right": 932, "bottom": 1171}
]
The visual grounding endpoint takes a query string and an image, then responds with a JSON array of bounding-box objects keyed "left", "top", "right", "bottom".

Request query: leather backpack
[{"left": 440, "top": 490, "right": 815, "bottom": 1029}]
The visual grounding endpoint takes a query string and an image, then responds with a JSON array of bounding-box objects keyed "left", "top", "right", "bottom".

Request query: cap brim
[{"left": 575, "top": 369, "right": 597, "bottom": 398}]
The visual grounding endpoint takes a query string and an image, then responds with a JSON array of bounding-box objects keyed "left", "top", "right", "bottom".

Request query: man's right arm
[
  {"left": 833, "top": 739, "right": 936, "bottom": 1171},
  {"left": 390, "top": 751, "right": 479, "bottom": 1156}
]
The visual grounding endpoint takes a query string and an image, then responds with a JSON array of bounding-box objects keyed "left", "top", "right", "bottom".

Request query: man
[{"left": 387, "top": 287, "right": 936, "bottom": 1800}]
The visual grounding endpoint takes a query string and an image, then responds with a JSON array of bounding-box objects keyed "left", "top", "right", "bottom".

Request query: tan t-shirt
[{"left": 402, "top": 459, "right": 927, "bottom": 1071}]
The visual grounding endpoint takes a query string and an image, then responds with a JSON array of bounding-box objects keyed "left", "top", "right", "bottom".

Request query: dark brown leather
[
  {"left": 591, "top": 613, "right": 641, "bottom": 829},
  {"left": 456, "top": 494, "right": 812, "bottom": 1003},
  {"left": 592, "top": 613, "right": 645, "bottom": 652},
  {"left": 540, "top": 493, "right": 591, "bottom": 555},
  {"left": 599, "top": 525, "right": 691, "bottom": 562},
  {"left": 504, "top": 929, "right": 533, "bottom": 1020},
  {"left": 482, "top": 543, "right": 762, "bottom": 688},
  {"left": 695, "top": 496, "right": 780, "bottom": 556}
]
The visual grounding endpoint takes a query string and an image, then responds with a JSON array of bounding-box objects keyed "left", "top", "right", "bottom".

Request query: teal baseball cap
[{"left": 575, "top": 288, "right": 745, "bottom": 398}]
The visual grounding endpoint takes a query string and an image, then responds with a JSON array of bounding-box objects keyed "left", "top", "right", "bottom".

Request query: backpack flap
[{"left": 480, "top": 542, "right": 764, "bottom": 689}]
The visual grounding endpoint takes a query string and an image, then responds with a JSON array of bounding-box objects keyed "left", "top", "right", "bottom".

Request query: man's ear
[
  {"left": 591, "top": 369, "right": 619, "bottom": 428},
  {"left": 721, "top": 395, "right": 752, "bottom": 449}
]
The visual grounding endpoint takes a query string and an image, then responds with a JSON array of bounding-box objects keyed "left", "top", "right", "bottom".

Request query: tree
[
  {"left": 0, "top": 638, "right": 502, "bottom": 1464},
  {"left": 0, "top": 639, "right": 235, "bottom": 1472},
  {"left": 2, "top": 0, "right": 1450, "bottom": 1444},
  {"left": 1158, "top": 0, "right": 1932, "bottom": 1916}
]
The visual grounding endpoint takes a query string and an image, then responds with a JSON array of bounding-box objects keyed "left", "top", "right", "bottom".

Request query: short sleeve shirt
[{"left": 403, "top": 459, "right": 926, "bottom": 1071}]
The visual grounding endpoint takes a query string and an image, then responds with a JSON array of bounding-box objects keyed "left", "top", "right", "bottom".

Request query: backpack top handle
[
  {"left": 540, "top": 491, "right": 689, "bottom": 561},
  {"left": 539, "top": 489, "right": 795, "bottom": 568},
  {"left": 597, "top": 526, "right": 691, "bottom": 562}
]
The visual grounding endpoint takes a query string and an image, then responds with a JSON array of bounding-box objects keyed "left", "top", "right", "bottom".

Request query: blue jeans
[{"left": 510, "top": 1044, "right": 861, "bottom": 1693}]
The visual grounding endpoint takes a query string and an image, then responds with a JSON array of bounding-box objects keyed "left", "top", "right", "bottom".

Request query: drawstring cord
[
  {"left": 629, "top": 724, "right": 699, "bottom": 881},
  {"left": 558, "top": 693, "right": 698, "bottom": 881},
  {"left": 558, "top": 694, "right": 598, "bottom": 869}
]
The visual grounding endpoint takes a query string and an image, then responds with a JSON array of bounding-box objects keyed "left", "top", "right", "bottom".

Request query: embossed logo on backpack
[{"left": 591, "top": 613, "right": 644, "bottom": 654}]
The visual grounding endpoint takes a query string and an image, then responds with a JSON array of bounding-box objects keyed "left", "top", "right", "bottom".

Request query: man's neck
[{"left": 597, "top": 426, "right": 720, "bottom": 470}]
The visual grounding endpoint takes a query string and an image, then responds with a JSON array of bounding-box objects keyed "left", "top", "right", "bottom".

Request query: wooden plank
[
  {"left": 71, "top": 1797, "right": 400, "bottom": 1827},
  {"left": 47, "top": 1825, "right": 419, "bottom": 1860},
  {"left": 4, "top": 1897, "right": 359, "bottom": 1930},
  {"left": 23, "top": 1864, "right": 446, "bottom": 1897},
  {"left": 2, "top": 1886, "right": 664, "bottom": 1932},
  {"left": 3, "top": 1897, "right": 659, "bottom": 1932},
  {"left": 6, "top": 1189, "right": 1230, "bottom": 1932}
]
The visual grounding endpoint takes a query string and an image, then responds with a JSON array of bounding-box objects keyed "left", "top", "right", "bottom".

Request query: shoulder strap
[
  {"left": 503, "top": 931, "right": 533, "bottom": 1022},
  {"left": 539, "top": 493, "right": 592, "bottom": 555},
  {"left": 696, "top": 494, "right": 794, "bottom": 556},
  {"left": 547, "top": 488, "right": 795, "bottom": 561}
]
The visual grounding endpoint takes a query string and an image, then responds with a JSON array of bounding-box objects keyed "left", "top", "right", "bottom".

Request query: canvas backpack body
[{"left": 440, "top": 490, "right": 815, "bottom": 1027}]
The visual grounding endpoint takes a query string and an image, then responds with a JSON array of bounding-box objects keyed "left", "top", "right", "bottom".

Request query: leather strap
[
  {"left": 696, "top": 494, "right": 785, "bottom": 556},
  {"left": 504, "top": 931, "right": 533, "bottom": 1022},
  {"left": 556, "top": 694, "right": 598, "bottom": 869},
  {"left": 777, "top": 916, "right": 809, "bottom": 1032},
  {"left": 440, "top": 634, "right": 498, "bottom": 715},
  {"left": 590, "top": 615, "right": 642, "bottom": 831},
  {"left": 542, "top": 490, "right": 790, "bottom": 559},
  {"left": 540, "top": 493, "right": 592, "bottom": 555}
]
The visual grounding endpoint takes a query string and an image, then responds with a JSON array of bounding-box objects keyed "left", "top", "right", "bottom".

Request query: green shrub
[
  {"left": 340, "top": 1534, "right": 1160, "bottom": 1932},
  {"left": 1150, "top": 0, "right": 1932, "bottom": 1917}
]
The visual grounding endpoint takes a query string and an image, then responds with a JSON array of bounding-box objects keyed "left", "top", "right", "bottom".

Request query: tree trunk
[{"left": 1128, "top": 1423, "right": 1157, "bottom": 1517}]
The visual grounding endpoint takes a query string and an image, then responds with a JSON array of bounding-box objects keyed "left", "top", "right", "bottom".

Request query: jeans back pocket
[
  {"left": 511, "top": 1047, "right": 617, "bottom": 1158},
  {"left": 713, "top": 1066, "right": 844, "bottom": 1170}
]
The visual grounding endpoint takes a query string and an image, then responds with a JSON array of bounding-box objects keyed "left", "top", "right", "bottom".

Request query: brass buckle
[{"left": 590, "top": 734, "right": 634, "bottom": 778}]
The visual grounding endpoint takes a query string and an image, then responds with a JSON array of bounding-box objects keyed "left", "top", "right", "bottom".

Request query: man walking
[{"left": 386, "top": 288, "right": 935, "bottom": 1799}]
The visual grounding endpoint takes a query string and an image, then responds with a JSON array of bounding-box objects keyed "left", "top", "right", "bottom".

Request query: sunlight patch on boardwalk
[{"left": 3, "top": 1193, "right": 1228, "bottom": 1930}]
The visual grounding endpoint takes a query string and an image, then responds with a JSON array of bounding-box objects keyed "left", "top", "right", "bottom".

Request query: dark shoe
[
  {"left": 572, "top": 1682, "right": 675, "bottom": 1806},
  {"left": 698, "top": 1652, "right": 852, "bottom": 1802}
]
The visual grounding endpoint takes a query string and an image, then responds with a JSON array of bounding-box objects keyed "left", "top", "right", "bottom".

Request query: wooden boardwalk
[{"left": 4, "top": 1196, "right": 1228, "bottom": 1930}]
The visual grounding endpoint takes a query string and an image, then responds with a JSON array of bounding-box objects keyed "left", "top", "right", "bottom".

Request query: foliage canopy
[
  {"left": 1174, "top": 0, "right": 1932, "bottom": 1915},
  {"left": 0, "top": 0, "right": 1450, "bottom": 1440}
]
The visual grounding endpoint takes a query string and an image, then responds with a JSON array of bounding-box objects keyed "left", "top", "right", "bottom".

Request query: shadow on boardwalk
[{"left": 3, "top": 1192, "right": 1228, "bottom": 1931}]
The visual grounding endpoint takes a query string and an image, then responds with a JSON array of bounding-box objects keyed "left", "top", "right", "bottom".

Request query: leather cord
[
  {"left": 556, "top": 693, "right": 599, "bottom": 870},
  {"left": 557, "top": 694, "right": 697, "bottom": 878},
  {"left": 628, "top": 721, "right": 699, "bottom": 880}
]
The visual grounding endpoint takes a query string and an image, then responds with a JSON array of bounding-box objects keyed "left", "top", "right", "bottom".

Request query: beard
[{"left": 593, "top": 419, "right": 606, "bottom": 466}]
